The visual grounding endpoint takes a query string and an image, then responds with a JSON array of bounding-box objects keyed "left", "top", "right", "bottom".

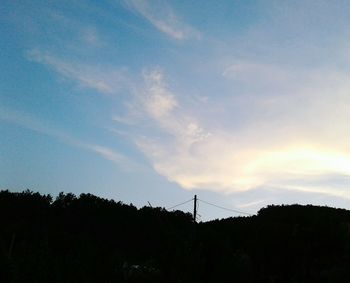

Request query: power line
[
  {"left": 166, "top": 196, "right": 253, "bottom": 218},
  {"left": 198, "top": 198, "right": 252, "bottom": 216},
  {"left": 167, "top": 198, "right": 194, "bottom": 210}
]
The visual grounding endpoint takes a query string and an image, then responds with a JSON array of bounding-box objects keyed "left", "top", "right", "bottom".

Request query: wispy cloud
[
  {"left": 26, "top": 45, "right": 350, "bottom": 202},
  {"left": 142, "top": 69, "right": 178, "bottom": 119},
  {"left": 48, "top": 11, "right": 107, "bottom": 49},
  {"left": 135, "top": 69, "right": 209, "bottom": 145},
  {"left": 0, "top": 106, "right": 138, "bottom": 171},
  {"left": 86, "top": 144, "right": 137, "bottom": 170},
  {"left": 113, "top": 65, "right": 350, "bottom": 200},
  {"left": 124, "top": 0, "right": 200, "bottom": 40},
  {"left": 27, "top": 49, "right": 128, "bottom": 95},
  {"left": 80, "top": 26, "right": 105, "bottom": 47},
  {"left": 222, "top": 61, "right": 294, "bottom": 87}
]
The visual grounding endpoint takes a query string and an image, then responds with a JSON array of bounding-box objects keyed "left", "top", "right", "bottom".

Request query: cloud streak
[
  {"left": 124, "top": 0, "right": 200, "bottom": 40},
  {"left": 27, "top": 50, "right": 128, "bottom": 95},
  {"left": 0, "top": 107, "right": 138, "bottom": 171}
]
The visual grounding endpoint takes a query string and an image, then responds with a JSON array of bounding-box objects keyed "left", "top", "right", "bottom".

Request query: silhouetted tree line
[{"left": 1, "top": 190, "right": 350, "bottom": 282}]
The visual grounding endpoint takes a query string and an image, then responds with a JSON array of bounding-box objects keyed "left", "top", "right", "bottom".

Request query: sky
[{"left": 2, "top": 0, "right": 350, "bottom": 220}]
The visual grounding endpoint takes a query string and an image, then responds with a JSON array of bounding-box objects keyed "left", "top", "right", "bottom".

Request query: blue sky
[{"left": 3, "top": 0, "right": 350, "bottom": 220}]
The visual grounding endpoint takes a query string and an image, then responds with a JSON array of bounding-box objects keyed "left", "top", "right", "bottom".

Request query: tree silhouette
[{"left": 1, "top": 190, "right": 350, "bottom": 282}]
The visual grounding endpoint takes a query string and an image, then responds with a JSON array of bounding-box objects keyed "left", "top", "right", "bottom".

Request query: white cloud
[
  {"left": 142, "top": 69, "right": 178, "bottom": 119},
  {"left": 134, "top": 69, "right": 209, "bottom": 145},
  {"left": 124, "top": 0, "right": 200, "bottom": 40},
  {"left": 27, "top": 46, "right": 350, "bottom": 199},
  {"left": 236, "top": 199, "right": 268, "bottom": 209},
  {"left": 222, "top": 61, "right": 293, "bottom": 86},
  {"left": 48, "top": 12, "right": 107, "bottom": 48},
  {"left": 120, "top": 65, "right": 350, "bottom": 198},
  {"left": 0, "top": 106, "right": 137, "bottom": 171},
  {"left": 81, "top": 27, "right": 105, "bottom": 47},
  {"left": 86, "top": 144, "right": 137, "bottom": 170},
  {"left": 27, "top": 50, "right": 127, "bottom": 95}
]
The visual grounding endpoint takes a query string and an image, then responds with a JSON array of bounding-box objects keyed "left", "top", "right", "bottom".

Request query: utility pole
[{"left": 193, "top": 195, "right": 197, "bottom": 222}]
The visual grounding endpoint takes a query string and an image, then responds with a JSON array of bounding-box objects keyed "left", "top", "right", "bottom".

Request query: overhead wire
[
  {"left": 167, "top": 198, "right": 194, "bottom": 210},
  {"left": 166, "top": 197, "right": 253, "bottom": 217},
  {"left": 198, "top": 198, "right": 252, "bottom": 216}
]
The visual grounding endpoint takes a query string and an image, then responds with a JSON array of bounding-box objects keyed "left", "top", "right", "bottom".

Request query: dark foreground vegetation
[{"left": 1, "top": 190, "right": 350, "bottom": 282}]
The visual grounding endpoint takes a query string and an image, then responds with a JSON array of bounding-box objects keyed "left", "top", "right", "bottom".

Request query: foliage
[{"left": 1, "top": 190, "right": 350, "bottom": 282}]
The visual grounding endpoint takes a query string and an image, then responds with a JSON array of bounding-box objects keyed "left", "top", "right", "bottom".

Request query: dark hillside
[{"left": 1, "top": 190, "right": 350, "bottom": 282}]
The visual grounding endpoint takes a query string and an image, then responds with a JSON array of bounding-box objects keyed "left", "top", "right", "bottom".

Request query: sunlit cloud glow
[{"left": 126, "top": 67, "right": 350, "bottom": 197}]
